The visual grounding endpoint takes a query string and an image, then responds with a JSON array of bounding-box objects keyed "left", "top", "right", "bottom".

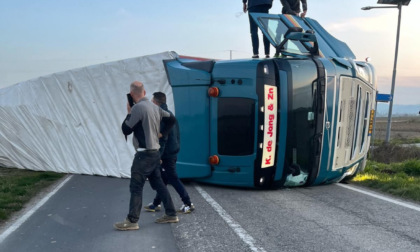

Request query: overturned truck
[
  {"left": 164, "top": 14, "right": 376, "bottom": 188},
  {"left": 0, "top": 14, "right": 376, "bottom": 188}
]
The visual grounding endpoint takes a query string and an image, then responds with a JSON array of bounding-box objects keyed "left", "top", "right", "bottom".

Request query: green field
[
  {"left": 352, "top": 159, "right": 420, "bottom": 202},
  {"left": 351, "top": 116, "right": 420, "bottom": 202}
]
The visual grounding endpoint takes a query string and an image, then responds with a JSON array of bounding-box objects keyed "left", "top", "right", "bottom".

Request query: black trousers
[{"left": 127, "top": 151, "right": 176, "bottom": 223}]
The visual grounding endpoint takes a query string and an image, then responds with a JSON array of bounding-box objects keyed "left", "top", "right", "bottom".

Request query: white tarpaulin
[{"left": 0, "top": 51, "right": 178, "bottom": 177}]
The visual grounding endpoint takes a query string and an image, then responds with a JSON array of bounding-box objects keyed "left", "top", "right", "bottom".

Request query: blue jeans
[
  {"left": 248, "top": 5, "right": 271, "bottom": 56},
  {"left": 153, "top": 157, "right": 191, "bottom": 206},
  {"left": 128, "top": 151, "right": 176, "bottom": 223}
]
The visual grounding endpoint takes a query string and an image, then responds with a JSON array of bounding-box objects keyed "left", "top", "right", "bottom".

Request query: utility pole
[
  {"left": 385, "top": 2, "right": 402, "bottom": 143},
  {"left": 361, "top": 0, "right": 410, "bottom": 143}
]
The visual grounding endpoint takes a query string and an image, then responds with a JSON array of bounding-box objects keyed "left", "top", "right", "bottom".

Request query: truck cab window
[{"left": 218, "top": 98, "right": 255, "bottom": 156}]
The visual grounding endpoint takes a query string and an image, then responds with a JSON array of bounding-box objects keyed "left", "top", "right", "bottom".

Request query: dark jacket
[
  {"left": 159, "top": 103, "right": 180, "bottom": 159},
  {"left": 281, "top": 0, "right": 307, "bottom": 14},
  {"left": 243, "top": 0, "right": 273, "bottom": 9}
]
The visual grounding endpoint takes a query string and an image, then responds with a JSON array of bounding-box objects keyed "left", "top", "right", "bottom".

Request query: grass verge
[
  {"left": 372, "top": 137, "right": 420, "bottom": 146},
  {"left": 369, "top": 143, "right": 420, "bottom": 164},
  {"left": 0, "top": 167, "right": 64, "bottom": 224},
  {"left": 352, "top": 159, "right": 420, "bottom": 202}
]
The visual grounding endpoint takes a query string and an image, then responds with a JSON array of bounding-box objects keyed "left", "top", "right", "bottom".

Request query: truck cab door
[
  {"left": 163, "top": 58, "right": 214, "bottom": 179},
  {"left": 207, "top": 86, "right": 258, "bottom": 187}
]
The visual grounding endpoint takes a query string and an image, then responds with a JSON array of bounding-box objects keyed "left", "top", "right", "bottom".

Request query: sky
[{"left": 1, "top": 0, "right": 419, "bottom": 105}]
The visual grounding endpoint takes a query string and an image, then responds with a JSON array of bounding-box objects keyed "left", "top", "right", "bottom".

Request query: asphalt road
[{"left": 1, "top": 175, "right": 420, "bottom": 252}]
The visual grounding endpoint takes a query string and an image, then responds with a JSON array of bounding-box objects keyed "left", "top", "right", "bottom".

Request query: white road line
[
  {"left": 0, "top": 175, "right": 73, "bottom": 243},
  {"left": 337, "top": 183, "right": 420, "bottom": 212},
  {"left": 194, "top": 185, "right": 267, "bottom": 252}
]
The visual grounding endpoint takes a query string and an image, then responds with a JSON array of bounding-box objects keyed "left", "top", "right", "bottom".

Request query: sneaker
[
  {"left": 114, "top": 218, "right": 139, "bottom": 231},
  {"left": 155, "top": 215, "right": 179, "bottom": 224},
  {"left": 178, "top": 203, "right": 195, "bottom": 214},
  {"left": 265, "top": 55, "right": 270, "bottom": 58},
  {"left": 144, "top": 203, "right": 161, "bottom": 212},
  {"left": 252, "top": 55, "right": 259, "bottom": 59}
]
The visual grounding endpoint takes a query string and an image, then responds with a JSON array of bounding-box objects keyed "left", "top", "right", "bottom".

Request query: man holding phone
[{"left": 114, "top": 81, "right": 178, "bottom": 231}]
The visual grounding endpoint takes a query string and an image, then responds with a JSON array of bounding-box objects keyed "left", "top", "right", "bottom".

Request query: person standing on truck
[
  {"left": 114, "top": 81, "right": 178, "bottom": 231},
  {"left": 243, "top": 0, "right": 273, "bottom": 59},
  {"left": 274, "top": 0, "right": 308, "bottom": 57},
  {"left": 144, "top": 92, "right": 195, "bottom": 214},
  {"left": 280, "top": 0, "right": 307, "bottom": 17}
]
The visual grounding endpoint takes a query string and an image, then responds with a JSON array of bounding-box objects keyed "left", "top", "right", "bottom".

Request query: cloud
[
  {"left": 378, "top": 76, "right": 420, "bottom": 88},
  {"left": 325, "top": 10, "right": 420, "bottom": 79},
  {"left": 326, "top": 13, "right": 396, "bottom": 33},
  {"left": 326, "top": 10, "right": 417, "bottom": 35},
  {"left": 376, "top": 76, "right": 420, "bottom": 105}
]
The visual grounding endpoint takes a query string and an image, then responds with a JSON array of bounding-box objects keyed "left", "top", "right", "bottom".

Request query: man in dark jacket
[
  {"left": 280, "top": 0, "right": 307, "bottom": 17},
  {"left": 274, "top": 0, "right": 308, "bottom": 57},
  {"left": 243, "top": 0, "right": 273, "bottom": 58},
  {"left": 144, "top": 92, "right": 195, "bottom": 214}
]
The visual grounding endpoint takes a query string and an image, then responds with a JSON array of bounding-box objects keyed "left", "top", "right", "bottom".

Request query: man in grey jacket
[
  {"left": 242, "top": 0, "right": 274, "bottom": 58},
  {"left": 114, "top": 81, "right": 178, "bottom": 231}
]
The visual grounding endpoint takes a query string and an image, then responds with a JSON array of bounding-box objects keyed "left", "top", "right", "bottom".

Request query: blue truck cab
[{"left": 164, "top": 14, "right": 376, "bottom": 188}]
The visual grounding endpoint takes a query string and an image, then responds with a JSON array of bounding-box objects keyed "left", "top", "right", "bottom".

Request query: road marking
[
  {"left": 337, "top": 183, "right": 420, "bottom": 212},
  {"left": 0, "top": 175, "right": 73, "bottom": 243},
  {"left": 194, "top": 185, "right": 267, "bottom": 252}
]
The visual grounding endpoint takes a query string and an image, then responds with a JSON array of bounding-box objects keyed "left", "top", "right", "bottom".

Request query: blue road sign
[{"left": 377, "top": 93, "right": 392, "bottom": 103}]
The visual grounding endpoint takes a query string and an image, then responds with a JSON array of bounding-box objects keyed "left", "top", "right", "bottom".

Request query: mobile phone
[{"left": 127, "top": 93, "right": 135, "bottom": 107}]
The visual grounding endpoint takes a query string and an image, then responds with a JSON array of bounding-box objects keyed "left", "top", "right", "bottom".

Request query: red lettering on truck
[
  {"left": 266, "top": 140, "right": 272, "bottom": 152},
  {"left": 268, "top": 87, "right": 274, "bottom": 100},
  {"left": 265, "top": 156, "right": 272, "bottom": 165},
  {"left": 267, "top": 114, "right": 275, "bottom": 137}
]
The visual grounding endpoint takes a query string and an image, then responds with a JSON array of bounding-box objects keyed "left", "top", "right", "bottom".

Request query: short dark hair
[{"left": 152, "top": 92, "right": 166, "bottom": 105}]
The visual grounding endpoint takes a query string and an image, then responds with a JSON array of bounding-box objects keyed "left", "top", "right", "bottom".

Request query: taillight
[
  {"left": 209, "top": 155, "right": 220, "bottom": 165},
  {"left": 208, "top": 87, "right": 219, "bottom": 97}
]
